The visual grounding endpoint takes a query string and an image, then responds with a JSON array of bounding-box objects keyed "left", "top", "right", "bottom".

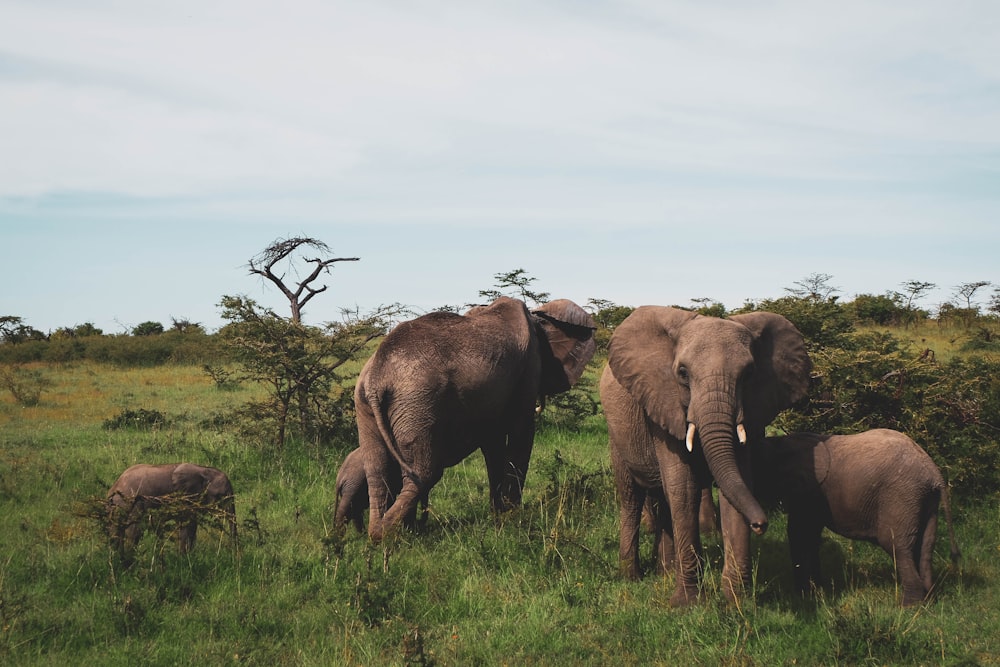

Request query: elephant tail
[
  {"left": 941, "top": 481, "right": 961, "bottom": 565},
  {"left": 365, "top": 386, "right": 419, "bottom": 482}
]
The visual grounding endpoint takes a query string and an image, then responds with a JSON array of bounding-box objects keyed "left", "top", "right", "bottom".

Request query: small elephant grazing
[
  {"left": 753, "top": 430, "right": 960, "bottom": 606},
  {"left": 334, "top": 448, "right": 427, "bottom": 533},
  {"left": 357, "top": 296, "right": 596, "bottom": 541},
  {"left": 107, "top": 463, "right": 237, "bottom": 560}
]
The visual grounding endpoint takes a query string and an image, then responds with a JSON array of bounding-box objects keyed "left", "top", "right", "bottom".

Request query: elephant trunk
[{"left": 695, "top": 418, "right": 768, "bottom": 535}]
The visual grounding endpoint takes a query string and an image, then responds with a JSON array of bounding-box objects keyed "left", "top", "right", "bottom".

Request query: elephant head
[
  {"left": 608, "top": 307, "right": 811, "bottom": 532},
  {"left": 530, "top": 299, "right": 598, "bottom": 397},
  {"left": 171, "top": 463, "right": 238, "bottom": 540}
]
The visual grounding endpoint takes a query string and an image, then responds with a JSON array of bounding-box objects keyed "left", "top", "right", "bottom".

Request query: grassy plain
[{"left": 1, "top": 358, "right": 998, "bottom": 665}]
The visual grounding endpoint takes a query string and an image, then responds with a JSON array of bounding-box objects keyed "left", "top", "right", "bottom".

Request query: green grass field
[{"left": 1, "top": 359, "right": 998, "bottom": 665}]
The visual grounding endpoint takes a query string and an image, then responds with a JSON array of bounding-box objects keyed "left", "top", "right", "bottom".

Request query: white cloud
[{"left": 0, "top": 2, "right": 998, "bottom": 334}]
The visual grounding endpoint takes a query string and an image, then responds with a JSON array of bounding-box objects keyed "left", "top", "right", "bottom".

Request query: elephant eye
[{"left": 676, "top": 365, "right": 689, "bottom": 385}]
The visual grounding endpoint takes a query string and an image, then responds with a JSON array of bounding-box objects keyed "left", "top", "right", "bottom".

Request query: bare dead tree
[{"left": 248, "top": 237, "right": 359, "bottom": 323}]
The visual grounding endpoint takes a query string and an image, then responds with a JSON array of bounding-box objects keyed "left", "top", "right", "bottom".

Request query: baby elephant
[
  {"left": 107, "top": 463, "right": 237, "bottom": 560},
  {"left": 754, "top": 429, "right": 959, "bottom": 605},
  {"left": 335, "top": 449, "right": 427, "bottom": 534}
]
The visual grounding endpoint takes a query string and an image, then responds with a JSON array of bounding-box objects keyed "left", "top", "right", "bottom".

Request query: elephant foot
[
  {"left": 618, "top": 560, "right": 642, "bottom": 581},
  {"left": 669, "top": 585, "right": 702, "bottom": 607},
  {"left": 901, "top": 588, "right": 929, "bottom": 607}
]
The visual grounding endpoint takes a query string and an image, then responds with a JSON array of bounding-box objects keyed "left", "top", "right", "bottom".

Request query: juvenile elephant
[
  {"left": 107, "top": 463, "right": 237, "bottom": 560},
  {"left": 753, "top": 429, "right": 960, "bottom": 606},
  {"left": 600, "top": 307, "right": 811, "bottom": 605},
  {"left": 334, "top": 448, "right": 427, "bottom": 533},
  {"left": 357, "top": 296, "right": 596, "bottom": 541}
]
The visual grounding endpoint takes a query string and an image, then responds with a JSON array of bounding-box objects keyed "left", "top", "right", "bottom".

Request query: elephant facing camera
[{"left": 601, "top": 306, "right": 812, "bottom": 606}]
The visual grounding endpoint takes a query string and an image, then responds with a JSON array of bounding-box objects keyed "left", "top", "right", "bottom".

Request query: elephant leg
[
  {"left": 699, "top": 486, "right": 719, "bottom": 535},
  {"left": 787, "top": 511, "right": 823, "bottom": 595},
  {"left": 647, "top": 491, "right": 675, "bottom": 575},
  {"left": 885, "top": 535, "right": 927, "bottom": 606},
  {"left": 718, "top": 444, "right": 756, "bottom": 602},
  {"left": 481, "top": 431, "right": 517, "bottom": 513},
  {"left": 363, "top": 444, "right": 395, "bottom": 541},
  {"left": 123, "top": 499, "right": 146, "bottom": 552},
  {"left": 918, "top": 510, "right": 939, "bottom": 596},
  {"left": 612, "top": 454, "right": 645, "bottom": 580},
  {"left": 719, "top": 494, "right": 753, "bottom": 602},
  {"left": 661, "top": 459, "right": 703, "bottom": 606},
  {"left": 501, "top": 405, "right": 537, "bottom": 509},
  {"left": 383, "top": 477, "right": 425, "bottom": 534},
  {"left": 178, "top": 518, "right": 197, "bottom": 553},
  {"left": 381, "top": 432, "right": 435, "bottom": 536}
]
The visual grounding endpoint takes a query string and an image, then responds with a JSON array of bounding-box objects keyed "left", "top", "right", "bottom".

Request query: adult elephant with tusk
[
  {"left": 600, "top": 306, "right": 811, "bottom": 605},
  {"left": 357, "top": 296, "right": 596, "bottom": 541}
]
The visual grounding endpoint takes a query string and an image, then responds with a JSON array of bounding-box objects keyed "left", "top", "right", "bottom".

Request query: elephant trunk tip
[{"left": 750, "top": 520, "right": 768, "bottom": 536}]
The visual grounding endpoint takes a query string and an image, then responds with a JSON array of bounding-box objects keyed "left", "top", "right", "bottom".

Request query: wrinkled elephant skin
[
  {"left": 601, "top": 307, "right": 811, "bottom": 605},
  {"left": 357, "top": 297, "right": 596, "bottom": 541},
  {"left": 754, "top": 429, "right": 960, "bottom": 606}
]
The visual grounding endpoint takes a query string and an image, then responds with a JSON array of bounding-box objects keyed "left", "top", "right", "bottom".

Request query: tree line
[{"left": 3, "top": 239, "right": 999, "bottom": 500}]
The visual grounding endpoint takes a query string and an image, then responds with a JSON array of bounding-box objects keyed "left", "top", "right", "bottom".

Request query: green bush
[
  {"left": 775, "top": 329, "right": 1000, "bottom": 499},
  {"left": 0, "top": 331, "right": 220, "bottom": 366},
  {"left": 0, "top": 364, "right": 52, "bottom": 406},
  {"left": 102, "top": 408, "right": 169, "bottom": 431},
  {"left": 848, "top": 293, "right": 909, "bottom": 325},
  {"left": 738, "top": 295, "right": 854, "bottom": 350}
]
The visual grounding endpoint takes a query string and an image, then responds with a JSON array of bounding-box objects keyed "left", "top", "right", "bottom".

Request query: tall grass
[{"left": 1, "top": 362, "right": 997, "bottom": 665}]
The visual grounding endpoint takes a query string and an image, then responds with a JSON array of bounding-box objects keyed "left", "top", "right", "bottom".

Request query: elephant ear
[
  {"left": 531, "top": 299, "right": 597, "bottom": 396},
  {"left": 607, "top": 306, "right": 697, "bottom": 440},
  {"left": 729, "top": 311, "right": 812, "bottom": 426},
  {"left": 172, "top": 463, "right": 210, "bottom": 496},
  {"left": 205, "top": 469, "right": 233, "bottom": 498}
]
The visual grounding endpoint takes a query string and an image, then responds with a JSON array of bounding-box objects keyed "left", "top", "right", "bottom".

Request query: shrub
[
  {"left": 102, "top": 408, "right": 169, "bottom": 431},
  {"left": 776, "top": 329, "right": 1000, "bottom": 499},
  {"left": 0, "top": 364, "right": 52, "bottom": 406},
  {"left": 848, "top": 293, "right": 908, "bottom": 325},
  {"left": 131, "top": 321, "right": 165, "bottom": 337},
  {"left": 737, "top": 295, "right": 854, "bottom": 350}
]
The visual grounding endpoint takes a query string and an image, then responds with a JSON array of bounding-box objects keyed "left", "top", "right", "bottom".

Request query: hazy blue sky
[{"left": 2, "top": 1, "right": 998, "bottom": 333}]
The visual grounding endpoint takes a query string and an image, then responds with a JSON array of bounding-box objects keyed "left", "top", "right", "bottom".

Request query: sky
[{"left": 2, "top": 1, "right": 998, "bottom": 334}]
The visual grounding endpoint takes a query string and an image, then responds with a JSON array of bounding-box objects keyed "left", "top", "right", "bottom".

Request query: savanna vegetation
[{"left": 2, "top": 256, "right": 1000, "bottom": 665}]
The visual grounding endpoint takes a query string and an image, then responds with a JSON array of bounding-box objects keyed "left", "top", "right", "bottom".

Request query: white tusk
[
  {"left": 737, "top": 423, "right": 747, "bottom": 444},
  {"left": 686, "top": 423, "right": 696, "bottom": 452}
]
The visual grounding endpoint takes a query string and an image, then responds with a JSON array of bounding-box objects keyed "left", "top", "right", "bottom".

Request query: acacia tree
[
  {"left": 216, "top": 237, "right": 404, "bottom": 451},
  {"left": 249, "top": 236, "right": 359, "bottom": 324},
  {"left": 899, "top": 280, "right": 936, "bottom": 310},
  {"left": 784, "top": 273, "right": 840, "bottom": 301},
  {"left": 217, "top": 296, "right": 401, "bottom": 450},
  {"left": 953, "top": 281, "right": 992, "bottom": 311},
  {"left": 478, "top": 268, "right": 550, "bottom": 306},
  {"left": 0, "top": 316, "right": 46, "bottom": 344}
]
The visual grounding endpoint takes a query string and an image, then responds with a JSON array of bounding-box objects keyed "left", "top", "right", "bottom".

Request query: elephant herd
[{"left": 106, "top": 297, "right": 959, "bottom": 607}]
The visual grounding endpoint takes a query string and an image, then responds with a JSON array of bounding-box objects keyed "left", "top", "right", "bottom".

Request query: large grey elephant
[
  {"left": 334, "top": 447, "right": 427, "bottom": 533},
  {"left": 107, "top": 463, "right": 237, "bottom": 560},
  {"left": 753, "top": 429, "right": 960, "bottom": 606},
  {"left": 600, "top": 307, "right": 811, "bottom": 605},
  {"left": 357, "top": 296, "right": 596, "bottom": 541}
]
